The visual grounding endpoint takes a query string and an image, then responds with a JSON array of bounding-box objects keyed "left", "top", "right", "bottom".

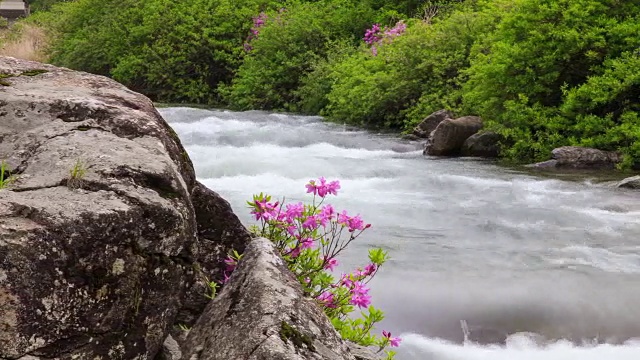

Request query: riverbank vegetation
[{"left": 13, "top": 0, "right": 640, "bottom": 166}]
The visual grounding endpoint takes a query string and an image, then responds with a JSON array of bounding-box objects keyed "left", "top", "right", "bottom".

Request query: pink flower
[
  {"left": 317, "top": 291, "right": 336, "bottom": 308},
  {"left": 324, "top": 257, "right": 338, "bottom": 271},
  {"left": 305, "top": 177, "right": 340, "bottom": 198},
  {"left": 326, "top": 180, "right": 340, "bottom": 196},
  {"left": 383, "top": 331, "right": 402, "bottom": 347},
  {"left": 285, "top": 202, "right": 304, "bottom": 221},
  {"left": 251, "top": 199, "right": 279, "bottom": 221},
  {"left": 350, "top": 293, "right": 371, "bottom": 308},
  {"left": 289, "top": 246, "right": 302, "bottom": 258},
  {"left": 302, "top": 215, "right": 318, "bottom": 230},
  {"left": 363, "top": 263, "right": 377, "bottom": 276},
  {"left": 224, "top": 256, "right": 237, "bottom": 272},
  {"left": 223, "top": 272, "right": 231, "bottom": 284},
  {"left": 300, "top": 237, "right": 314, "bottom": 250},
  {"left": 318, "top": 204, "right": 335, "bottom": 226},
  {"left": 340, "top": 274, "right": 353, "bottom": 288}
]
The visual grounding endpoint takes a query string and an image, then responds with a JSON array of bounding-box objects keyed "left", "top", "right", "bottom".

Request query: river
[{"left": 160, "top": 107, "right": 640, "bottom": 360}]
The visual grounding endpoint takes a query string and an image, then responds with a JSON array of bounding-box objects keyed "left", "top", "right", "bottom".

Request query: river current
[{"left": 160, "top": 107, "right": 640, "bottom": 360}]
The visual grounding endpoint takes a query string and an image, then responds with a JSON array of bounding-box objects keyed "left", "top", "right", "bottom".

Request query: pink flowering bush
[
  {"left": 244, "top": 177, "right": 401, "bottom": 358},
  {"left": 363, "top": 21, "right": 407, "bottom": 56}
]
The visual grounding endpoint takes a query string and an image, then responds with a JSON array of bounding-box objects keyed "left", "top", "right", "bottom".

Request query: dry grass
[{"left": 0, "top": 23, "right": 48, "bottom": 62}]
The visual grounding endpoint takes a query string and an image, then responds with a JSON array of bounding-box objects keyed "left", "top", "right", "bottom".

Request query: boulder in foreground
[
  {"left": 0, "top": 56, "right": 251, "bottom": 359},
  {"left": 181, "top": 237, "right": 374, "bottom": 360}
]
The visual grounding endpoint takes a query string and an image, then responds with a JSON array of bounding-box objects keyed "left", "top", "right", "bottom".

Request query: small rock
[
  {"left": 424, "top": 116, "right": 483, "bottom": 156},
  {"left": 156, "top": 335, "right": 182, "bottom": 360},
  {"left": 617, "top": 175, "right": 640, "bottom": 189},
  {"left": 412, "top": 109, "right": 454, "bottom": 139},
  {"left": 527, "top": 146, "right": 621, "bottom": 170},
  {"left": 461, "top": 131, "right": 502, "bottom": 158}
]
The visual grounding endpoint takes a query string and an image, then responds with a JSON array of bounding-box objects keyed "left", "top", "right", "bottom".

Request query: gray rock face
[
  {"left": 181, "top": 237, "right": 357, "bottom": 360},
  {"left": 412, "top": 109, "right": 454, "bottom": 139},
  {"left": 0, "top": 56, "right": 251, "bottom": 359},
  {"left": 424, "top": 116, "right": 483, "bottom": 156},
  {"left": 461, "top": 131, "right": 502, "bottom": 158},
  {"left": 617, "top": 176, "right": 640, "bottom": 189},
  {"left": 527, "top": 146, "right": 621, "bottom": 170}
]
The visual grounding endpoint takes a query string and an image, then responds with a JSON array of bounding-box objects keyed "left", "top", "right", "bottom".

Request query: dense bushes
[
  {"left": 33, "top": 0, "right": 284, "bottom": 104},
  {"left": 462, "top": 0, "right": 640, "bottom": 163},
  {"left": 30, "top": 0, "right": 640, "bottom": 166},
  {"left": 223, "top": 0, "right": 376, "bottom": 111}
]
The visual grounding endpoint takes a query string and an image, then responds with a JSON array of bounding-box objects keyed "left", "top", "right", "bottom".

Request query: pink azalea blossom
[
  {"left": 317, "top": 291, "right": 336, "bottom": 308},
  {"left": 305, "top": 177, "right": 340, "bottom": 198},
  {"left": 285, "top": 202, "right": 304, "bottom": 221},
  {"left": 383, "top": 331, "right": 402, "bottom": 347},
  {"left": 300, "top": 237, "right": 314, "bottom": 250},
  {"left": 302, "top": 215, "right": 318, "bottom": 230},
  {"left": 289, "top": 246, "right": 302, "bottom": 258},
  {"left": 350, "top": 293, "right": 372, "bottom": 308},
  {"left": 324, "top": 257, "right": 338, "bottom": 271}
]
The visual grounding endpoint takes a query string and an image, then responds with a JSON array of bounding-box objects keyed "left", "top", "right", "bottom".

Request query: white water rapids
[{"left": 161, "top": 107, "right": 640, "bottom": 360}]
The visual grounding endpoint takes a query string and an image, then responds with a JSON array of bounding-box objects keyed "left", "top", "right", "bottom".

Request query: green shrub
[
  {"left": 37, "top": 0, "right": 284, "bottom": 104},
  {"left": 322, "top": 3, "right": 497, "bottom": 130},
  {"left": 462, "top": 0, "right": 640, "bottom": 163},
  {"left": 224, "top": 0, "right": 376, "bottom": 111}
]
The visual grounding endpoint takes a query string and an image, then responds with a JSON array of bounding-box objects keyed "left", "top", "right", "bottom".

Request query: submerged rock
[
  {"left": 424, "top": 116, "right": 483, "bottom": 156},
  {"left": 412, "top": 109, "right": 454, "bottom": 139},
  {"left": 617, "top": 175, "right": 640, "bottom": 189},
  {"left": 181, "top": 238, "right": 358, "bottom": 360},
  {"left": 0, "top": 56, "right": 250, "bottom": 359},
  {"left": 527, "top": 146, "right": 621, "bottom": 170}
]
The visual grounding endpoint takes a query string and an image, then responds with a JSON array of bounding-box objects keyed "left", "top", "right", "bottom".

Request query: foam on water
[{"left": 400, "top": 333, "right": 640, "bottom": 360}]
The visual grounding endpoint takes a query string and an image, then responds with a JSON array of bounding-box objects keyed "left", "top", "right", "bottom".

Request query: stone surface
[
  {"left": 424, "top": 116, "right": 483, "bottom": 156},
  {"left": 181, "top": 237, "right": 357, "bottom": 360},
  {"left": 412, "top": 109, "right": 454, "bottom": 139},
  {"left": 0, "top": 56, "right": 251, "bottom": 359},
  {"left": 617, "top": 175, "right": 640, "bottom": 189},
  {"left": 156, "top": 335, "right": 182, "bottom": 360},
  {"left": 461, "top": 131, "right": 502, "bottom": 158},
  {"left": 346, "top": 343, "right": 382, "bottom": 360},
  {"left": 527, "top": 146, "right": 621, "bottom": 170}
]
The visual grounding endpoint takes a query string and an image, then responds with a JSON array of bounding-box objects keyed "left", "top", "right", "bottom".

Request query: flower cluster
[
  {"left": 363, "top": 21, "right": 407, "bottom": 56},
  {"left": 244, "top": 178, "right": 400, "bottom": 356},
  {"left": 244, "top": 12, "right": 268, "bottom": 52}
]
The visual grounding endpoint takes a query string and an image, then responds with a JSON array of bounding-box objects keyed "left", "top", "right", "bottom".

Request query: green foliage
[
  {"left": 67, "top": 158, "right": 86, "bottom": 189},
  {"left": 322, "top": 5, "right": 497, "bottom": 129},
  {"left": 0, "top": 160, "right": 16, "bottom": 189},
  {"left": 224, "top": 0, "right": 376, "bottom": 111},
  {"left": 29, "top": 0, "right": 72, "bottom": 12},
  {"left": 462, "top": 0, "right": 640, "bottom": 164},
  {"left": 36, "top": 0, "right": 284, "bottom": 104}
]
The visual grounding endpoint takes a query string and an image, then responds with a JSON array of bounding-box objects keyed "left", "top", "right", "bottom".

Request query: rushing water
[{"left": 160, "top": 107, "right": 640, "bottom": 360}]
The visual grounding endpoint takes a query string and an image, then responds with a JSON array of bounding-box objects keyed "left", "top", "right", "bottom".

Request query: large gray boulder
[
  {"left": 181, "top": 238, "right": 359, "bottom": 360},
  {"left": 412, "top": 109, "right": 454, "bottom": 139},
  {"left": 527, "top": 146, "right": 621, "bottom": 170},
  {"left": 0, "top": 56, "right": 251, "bottom": 359},
  {"left": 424, "top": 116, "right": 483, "bottom": 156},
  {"left": 461, "top": 131, "right": 502, "bottom": 158}
]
